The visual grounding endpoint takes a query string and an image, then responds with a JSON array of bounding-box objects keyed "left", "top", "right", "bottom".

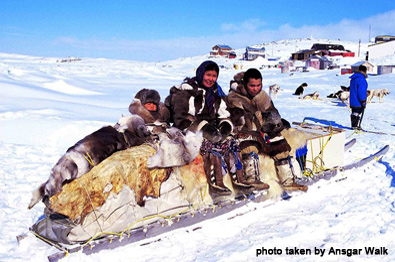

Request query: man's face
[
  {"left": 202, "top": 70, "right": 218, "bottom": 88},
  {"left": 246, "top": 78, "right": 262, "bottom": 97},
  {"left": 144, "top": 102, "right": 157, "bottom": 112}
]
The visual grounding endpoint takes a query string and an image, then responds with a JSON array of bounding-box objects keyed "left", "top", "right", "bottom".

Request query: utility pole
[
  {"left": 358, "top": 39, "right": 361, "bottom": 57},
  {"left": 369, "top": 25, "right": 371, "bottom": 42}
]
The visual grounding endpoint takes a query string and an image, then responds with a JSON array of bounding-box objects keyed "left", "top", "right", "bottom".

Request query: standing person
[
  {"left": 349, "top": 65, "right": 368, "bottom": 130},
  {"left": 165, "top": 61, "right": 267, "bottom": 195},
  {"left": 129, "top": 88, "right": 170, "bottom": 134},
  {"left": 227, "top": 68, "right": 307, "bottom": 191}
]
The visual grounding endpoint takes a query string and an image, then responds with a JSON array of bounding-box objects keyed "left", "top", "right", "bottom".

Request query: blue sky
[{"left": 1, "top": 0, "right": 394, "bottom": 61}]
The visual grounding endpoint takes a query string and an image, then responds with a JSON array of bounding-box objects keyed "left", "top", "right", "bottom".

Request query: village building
[
  {"left": 244, "top": 46, "right": 266, "bottom": 61},
  {"left": 305, "top": 55, "right": 332, "bottom": 70},
  {"left": 351, "top": 61, "right": 375, "bottom": 74},
  {"left": 292, "top": 43, "right": 354, "bottom": 61},
  {"left": 368, "top": 37, "right": 395, "bottom": 60},
  {"left": 210, "top": 44, "right": 236, "bottom": 59}
]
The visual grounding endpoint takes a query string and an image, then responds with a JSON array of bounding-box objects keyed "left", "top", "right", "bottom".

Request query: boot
[
  {"left": 275, "top": 156, "right": 308, "bottom": 191},
  {"left": 351, "top": 112, "right": 362, "bottom": 130},
  {"left": 202, "top": 153, "right": 232, "bottom": 196},
  {"left": 241, "top": 152, "right": 270, "bottom": 191},
  {"left": 225, "top": 153, "right": 255, "bottom": 193}
]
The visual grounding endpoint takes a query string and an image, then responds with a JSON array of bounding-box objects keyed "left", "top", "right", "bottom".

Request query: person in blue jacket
[{"left": 349, "top": 65, "right": 368, "bottom": 130}]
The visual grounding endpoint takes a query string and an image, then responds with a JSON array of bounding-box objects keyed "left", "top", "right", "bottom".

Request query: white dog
[
  {"left": 269, "top": 84, "right": 280, "bottom": 98},
  {"left": 367, "top": 89, "right": 390, "bottom": 103}
]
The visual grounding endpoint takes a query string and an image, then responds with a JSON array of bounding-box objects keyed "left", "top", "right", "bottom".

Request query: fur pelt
[
  {"left": 147, "top": 128, "right": 204, "bottom": 168},
  {"left": 28, "top": 115, "right": 150, "bottom": 209}
]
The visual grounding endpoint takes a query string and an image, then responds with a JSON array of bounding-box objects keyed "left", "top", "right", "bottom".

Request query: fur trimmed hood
[{"left": 134, "top": 89, "right": 161, "bottom": 106}]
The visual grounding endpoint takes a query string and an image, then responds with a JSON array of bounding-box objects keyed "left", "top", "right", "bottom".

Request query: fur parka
[
  {"left": 227, "top": 72, "right": 283, "bottom": 135},
  {"left": 129, "top": 89, "right": 170, "bottom": 133},
  {"left": 165, "top": 77, "right": 233, "bottom": 133}
]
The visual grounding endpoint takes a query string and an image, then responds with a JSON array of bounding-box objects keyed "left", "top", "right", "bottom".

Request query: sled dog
[
  {"left": 269, "top": 84, "right": 280, "bottom": 98},
  {"left": 367, "top": 88, "right": 390, "bottom": 103},
  {"left": 294, "top": 83, "right": 307, "bottom": 95},
  {"left": 299, "top": 91, "right": 321, "bottom": 100}
]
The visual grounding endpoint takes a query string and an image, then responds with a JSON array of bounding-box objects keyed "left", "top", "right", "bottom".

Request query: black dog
[{"left": 294, "top": 83, "right": 308, "bottom": 95}]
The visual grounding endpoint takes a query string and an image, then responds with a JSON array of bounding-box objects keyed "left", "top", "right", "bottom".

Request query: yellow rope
[
  {"left": 84, "top": 152, "right": 95, "bottom": 167},
  {"left": 80, "top": 207, "right": 191, "bottom": 248}
]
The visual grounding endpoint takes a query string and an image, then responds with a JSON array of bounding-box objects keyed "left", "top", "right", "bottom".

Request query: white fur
[
  {"left": 269, "top": 84, "right": 280, "bottom": 98},
  {"left": 147, "top": 129, "right": 203, "bottom": 169},
  {"left": 367, "top": 88, "right": 390, "bottom": 103}
]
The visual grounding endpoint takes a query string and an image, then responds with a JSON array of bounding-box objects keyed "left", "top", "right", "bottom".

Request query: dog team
[{"left": 29, "top": 62, "right": 388, "bottom": 208}]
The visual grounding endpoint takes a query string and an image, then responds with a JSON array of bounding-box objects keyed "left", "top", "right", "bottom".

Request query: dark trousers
[{"left": 350, "top": 107, "right": 364, "bottom": 129}]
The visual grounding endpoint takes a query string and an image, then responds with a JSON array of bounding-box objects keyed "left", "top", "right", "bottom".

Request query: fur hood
[{"left": 134, "top": 89, "right": 161, "bottom": 106}]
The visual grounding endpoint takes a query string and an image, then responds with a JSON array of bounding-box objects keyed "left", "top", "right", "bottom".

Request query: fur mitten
[
  {"left": 218, "top": 121, "right": 232, "bottom": 141},
  {"left": 201, "top": 123, "right": 222, "bottom": 143}
]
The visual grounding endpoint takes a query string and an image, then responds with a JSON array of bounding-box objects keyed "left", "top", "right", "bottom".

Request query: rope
[
  {"left": 300, "top": 124, "right": 335, "bottom": 177},
  {"left": 76, "top": 179, "right": 103, "bottom": 233},
  {"left": 84, "top": 152, "right": 95, "bottom": 167}
]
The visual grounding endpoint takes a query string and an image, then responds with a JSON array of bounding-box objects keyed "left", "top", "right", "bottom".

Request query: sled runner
[{"left": 25, "top": 123, "right": 388, "bottom": 262}]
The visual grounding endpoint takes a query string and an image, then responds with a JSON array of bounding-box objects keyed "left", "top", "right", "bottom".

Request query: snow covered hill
[{"left": 1, "top": 38, "right": 394, "bottom": 262}]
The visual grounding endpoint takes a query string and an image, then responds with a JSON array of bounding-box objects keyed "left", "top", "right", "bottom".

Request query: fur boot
[
  {"left": 224, "top": 152, "right": 255, "bottom": 193},
  {"left": 274, "top": 156, "right": 307, "bottom": 191},
  {"left": 241, "top": 152, "right": 270, "bottom": 190},
  {"left": 202, "top": 153, "right": 232, "bottom": 196}
]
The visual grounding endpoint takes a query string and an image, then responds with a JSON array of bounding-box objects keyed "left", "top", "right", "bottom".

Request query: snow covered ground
[{"left": 1, "top": 38, "right": 395, "bottom": 262}]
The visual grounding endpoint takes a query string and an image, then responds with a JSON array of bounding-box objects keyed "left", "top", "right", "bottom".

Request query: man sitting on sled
[{"left": 227, "top": 68, "right": 307, "bottom": 192}]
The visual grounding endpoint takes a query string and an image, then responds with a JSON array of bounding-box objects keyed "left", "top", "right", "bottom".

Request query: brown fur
[
  {"left": 48, "top": 145, "right": 169, "bottom": 222},
  {"left": 28, "top": 115, "right": 150, "bottom": 209},
  {"left": 299, "top": 91, "right": 322, "bottom": 100}
]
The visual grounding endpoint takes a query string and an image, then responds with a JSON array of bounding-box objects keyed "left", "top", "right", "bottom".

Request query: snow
[{"left": 1, "top": 38, "right": 395, "bottom": 262}]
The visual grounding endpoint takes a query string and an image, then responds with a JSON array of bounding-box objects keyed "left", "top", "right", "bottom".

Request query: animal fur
[
  {"left": 327, "top": 90, "right": 343, "bottom": 99},
  {"left": 339, "top": 91, "right": 350, "bottom": 104},
  {"left": 28, "top": 115, "right": 150, "bottom": 209},
  {"left": 259, "top": 128, "right": 311, "bottom": 199},
  {"left": 367, "top": 88, "right": 390, "bottom": 103},
  {"left": 147, "top": 128, "right": 203, "bottom": 168},
  {"left": 269, "top": 84, "right": 280, "bottom": 98},
  {"left": 294, "top": 83, "right": 307, "bottom": 95},
  {"left": 299, "top": 91, "right": 321, "bottom": 100}
]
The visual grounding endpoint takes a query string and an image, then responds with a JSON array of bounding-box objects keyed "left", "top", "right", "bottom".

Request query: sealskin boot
[
  {"left": 275, "top": 157, "right": 308, "bottom": 192},
  {"left": 225, "top": 153, "right": 255, "bottom": 193},
  {"left": 202, "top": 153, "right": 232, "bottom": 196},
  {"left": 241, "top": 153, "right": 270, "bottom": 191}
]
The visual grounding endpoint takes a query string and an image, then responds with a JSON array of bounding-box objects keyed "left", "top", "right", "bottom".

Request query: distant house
[
  {"left": 210, "top": 44, "right": 236, "bottom": 58},
  {"left": 368, "top": 38, "right": 395, "bottom": 60},
  {"left": 292, "top": 43, "right": 354, "bottom": 61},
  {"left": 244, "top": 46, "right": 266, "bottom": 61},
  {"left": 375, "top": 35, "right": 395, "bottom": 44},
  {"left": 305, "top": 56, "right": 332, "bottom": 70},
  {"left": 377, "top": 65, "right": 395, "bottom": 75},
  {"left": 350, "top": 61, "right": 375, "bottom": 73},
  {"left": 291, "top": 49, "right": 316, "bottom": 61}
]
